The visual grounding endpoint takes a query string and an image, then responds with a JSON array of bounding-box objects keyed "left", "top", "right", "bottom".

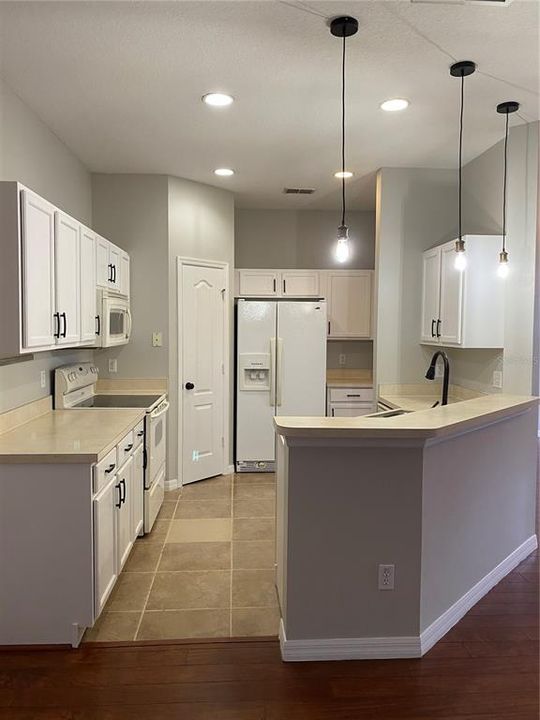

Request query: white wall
[
  {"left": 0, "top": 78, "right": 93, "bottom": 412},
  {"left": 235, "top": 209, "right": 375, "bottom": 269},
  {"left": 168, "top": 176, "right": 235, "bottom": 481}
]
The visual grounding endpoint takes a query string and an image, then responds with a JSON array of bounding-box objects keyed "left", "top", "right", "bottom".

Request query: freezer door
[
  {"left": 276, "top": 301, "right": 327, "bottom": 417},
  {"left": 236, "top": 301, "right": 277, "bottom": 464}
]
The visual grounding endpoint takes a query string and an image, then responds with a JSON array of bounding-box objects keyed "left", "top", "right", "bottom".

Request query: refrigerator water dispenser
[{"left": 239, "top": 353, "right": 271, "bottom": 391}]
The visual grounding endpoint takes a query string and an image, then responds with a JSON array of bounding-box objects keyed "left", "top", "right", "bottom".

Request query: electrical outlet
[
  {"left": 492, "top": 370, "right": 503, "bottom": 389},
  {"left": 339, "top": 353, "right": 346, "bottom": 367},
  {"left": 108, "top": 359, "right": 118, "bottom": 373},
  {"left": 40, "top": 370, "right": 46, "bottom": 389},
  {"left": 378, "top": 564, "right": 395, "bottom": 590},
  {"left": 152, "top": 332, "right": 163, "bottom": 348}
]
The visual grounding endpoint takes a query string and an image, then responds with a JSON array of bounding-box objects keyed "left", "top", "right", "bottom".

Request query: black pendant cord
[
  {"left": 458, "top": 73, "right": 464, "bottom": 243},
  {"left": 341, "top": 32, "right": 346, "bottom": 227},
  {"left": 502, "top": 111, "right": 509, "bottom": 251}
]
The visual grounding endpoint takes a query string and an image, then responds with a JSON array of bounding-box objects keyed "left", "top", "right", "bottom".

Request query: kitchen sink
[{"left": 365, "top": 409, "right": 413, "bottom": 419}]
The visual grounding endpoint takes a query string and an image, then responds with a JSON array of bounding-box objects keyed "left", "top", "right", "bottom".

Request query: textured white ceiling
[{"left": 0, "top": 1, "right": 538, "bottom": 210}]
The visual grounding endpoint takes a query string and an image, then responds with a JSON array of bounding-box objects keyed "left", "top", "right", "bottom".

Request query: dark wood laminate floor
[{"left": 0, "top": 550, "right": 537, "bottom": 720}]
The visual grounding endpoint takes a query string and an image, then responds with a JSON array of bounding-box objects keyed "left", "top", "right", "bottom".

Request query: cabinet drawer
[
  {"left": 117, "top": 430, "right": 135, "bottom": 467},
  {"left": 94, "top": 448, "right": 118, "bottom": 494},
  {"left": 328, "top": 402, "right": 373, "bottom": 418},
  {"left": 328, "top": 387, "right": 373, "bottom": 403},
  {"left": 133, "top": 419, "right": 145, "bottom": 448}
]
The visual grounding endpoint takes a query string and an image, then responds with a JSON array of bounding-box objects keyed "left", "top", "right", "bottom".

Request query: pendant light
[
  {"left": 496, "top": 100, "right": 519, "bottom": 278},
  {"left": 330, "top": 16, "right": 358, "bottom": 263},
  {"left": 450, "top": 60, "right": 476, "bottom": 272}
]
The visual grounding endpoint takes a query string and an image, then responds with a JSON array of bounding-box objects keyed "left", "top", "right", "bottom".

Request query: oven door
[
  {"left": 145, "top": 399, "right": 169, "bottom": 490},
  {"left": 102, "top": 296, "right": 131, "bottom": 347}
]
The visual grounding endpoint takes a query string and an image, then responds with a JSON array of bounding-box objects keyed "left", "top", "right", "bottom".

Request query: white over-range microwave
[{"left": 96, "top": 289, "right": 132, "bottom": 347}]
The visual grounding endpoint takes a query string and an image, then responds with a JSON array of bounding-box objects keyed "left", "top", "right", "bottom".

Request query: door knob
[{"left": 185, "top": 382, "right": 195, "bottom": 390}]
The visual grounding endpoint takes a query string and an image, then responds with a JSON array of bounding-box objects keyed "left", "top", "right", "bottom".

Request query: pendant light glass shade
[
  {"left": 496, "top": 101, "right": 519, "bottom": 279},
  {"left": 450, "top": 61, "right": 476, "bottom": 272},
  {"left": 330, "top": 17, "right": 358, "bottom": 263}
]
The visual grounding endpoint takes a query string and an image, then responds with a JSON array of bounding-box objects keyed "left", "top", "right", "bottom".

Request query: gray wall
[
  {"left": 374, "top": 168, "right": 458, "bottom": 389},
  {"left": 91, "top": 174, "right": 170, "bottom": 380},
  {"left": 327, "top": 341, "right": 373, "bottom": 371},
  {"left": 0, "top": 78, "right": 93, "bottom": 413},
  {"left": 235, "top": 209, "right": 375, "bottom": 269},
  {"left": 168, "top": 177, "right": 235, "bottom": 481}
]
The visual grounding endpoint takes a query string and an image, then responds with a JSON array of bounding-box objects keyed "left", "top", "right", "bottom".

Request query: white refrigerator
[{"left": 235, "top": 299, "right": 327, "bottom": 472}]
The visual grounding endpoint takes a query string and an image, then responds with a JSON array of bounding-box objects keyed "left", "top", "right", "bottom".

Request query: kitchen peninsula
[{"left": 274, "top": 395, "right": 538, "bottom": 661}]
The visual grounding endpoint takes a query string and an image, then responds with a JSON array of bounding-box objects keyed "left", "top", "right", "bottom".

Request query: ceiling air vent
[
  {"left": 412, "top": 0, "right": 512, "bottom": 5},
  {"left": 283, "top": 187, "right": 316, "bottom": 195}
]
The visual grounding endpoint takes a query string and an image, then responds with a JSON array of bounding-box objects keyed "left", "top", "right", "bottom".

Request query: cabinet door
[
  {"left": 54, "top": 211, "right": 80, "bottom": 345},
  {"left": 20, "top": 190, "right": 56, "bottom": 349},
  {"left": 109, "top": 244, "right": 122, "bottom": 290},
  {"left": 439, "top": 242, "right": 463, "bottom": 345},
  {"left": 116, "top": 456, "right": 134, "bottom": 570},
  {"left": 238, "top": 270, "right": 278, "bottom": 297},
  {"left": 421, "top": 248, "right": 441, "bottom": 343},
  {"left": 327, "top": 271, "right": 372, "bottom": 338},
  {"left": 80, "top": 226, "right": 97, "bottom": 344},
  {"left": 93, "top": 476, "right": 118, "bottom": 618},
  {"left": 329, "top": 402, "right": 373, "bottom": 417},
  {"left": 281, "top": 271, "right": 320, "bottom": 297},
  {"left": 96, "top": 236, "right": 111, "bottom": 288},
  {"left": 132, "top": 444, "right": 144, "bottom": 538},
  {"left": 119, "top": 252, "right": 130, "bottom": 297}
]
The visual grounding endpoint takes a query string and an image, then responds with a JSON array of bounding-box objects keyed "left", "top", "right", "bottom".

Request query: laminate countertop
[
  {"left": 0, "top": 409, "right": 146, "bottom": 464},
  {"left": 326, "top": 369, "right": 373, "bottom": 388},
  {"left": 275, "top": 394, "right": 539, "bottom": 441}
]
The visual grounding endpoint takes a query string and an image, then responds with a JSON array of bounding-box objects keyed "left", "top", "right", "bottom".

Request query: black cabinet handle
[
  {"left": 431, "top": 319, "right": 436, "bottom": 338},
  {"left": 137, "top": 430, "right": 144, "bottom": 437},
  {"left": 112, "top": 265, "right": 117, "bottom": 284},
  {"left": 115, "top": 482, "right": 122, "bottom": 508},
  {"left": 328, "top": 321, "right": 331, "bottom": 335},
  {"left": 105, "top": 463, "right": 116, "bottom": 474},
  {"left": 436, "top": 319, "right": 441, "bottom": 338},
  {"left": 273, "top": 278, "right": 276, "bottom": 292},
  {"left": 283, "top": 279, "right": 286, "bottom": 294},
  {"left": 108, "top": 263, "right": 113, "bottom": 282},
  {"left": 95, "top": 315, "right": 101, "bottom": 336},
  {"left": 124, "top": 443, "right": 133, "bottom": 452},
  {"left": 346, "top": 394, "right": 361, "bottom": 398},
  {"left": 61, "top": 312, "right": 67, "bottom": 338},
  {"left": 120, "top": 478, "right": 126, "bottom": 504},
  {"left": 53, "top": 312, "right": 60, "bottom": 338},
  {"left": 331, "top": 408, "right": 335, "bottom": 417},
  {"left": 185, "top": 382, "right": 195, "bottom": 390}
]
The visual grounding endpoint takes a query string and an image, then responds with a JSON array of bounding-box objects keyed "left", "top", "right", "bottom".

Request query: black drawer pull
[
  {"left": 124, "top": 443, "right": 133, "bottom": 452},
  {"left": 137, "top": 430, "right": 144, "bottom": 437},
  {"left": 346, "top": 394, "right": 361, "bottom": 398},
  {"left": 105, "top": 463, "right": 116, "bottom": 474}
]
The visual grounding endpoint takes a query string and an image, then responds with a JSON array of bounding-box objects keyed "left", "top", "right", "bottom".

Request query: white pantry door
[{"left": 181, "top": 263, "right": 226, "bottom": 484}]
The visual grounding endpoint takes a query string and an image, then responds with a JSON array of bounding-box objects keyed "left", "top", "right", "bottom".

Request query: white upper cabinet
[
  {"left": 327, "top": 271, "right": 372, "bottom": 339},
  {"left": 54, "top": 211, "right": 81, "bottom": 345},
  {"left": 20, "top": 190, "right": 56, "bottom": 349},
  {"left": 281, "top": 271, "right": 319, "bottom": 297},
  {"left": 237, "top": 270, "right": 279, "bottom": 297},
  {"left": 109, "top": 244, "right": 122, "bottom": 291},
  {"left": 96, "top": 237, "right": 128, "bottom": 295},
  {"left": 80, "top": 226, "right": 97, "bottom": 344},
  {"left": 421, "top": 235, "right": 504, "bottom": 349},
  {"left": 119, "top": 251, "right": 130, "bottom": 298},
  {"left": 96, "top": 235, "right": 111, "bottom": 288}
]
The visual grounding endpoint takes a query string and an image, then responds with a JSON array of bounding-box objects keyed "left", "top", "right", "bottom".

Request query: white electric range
[{"left": 54, "top": 362, "right": 168, "bottom": 533}]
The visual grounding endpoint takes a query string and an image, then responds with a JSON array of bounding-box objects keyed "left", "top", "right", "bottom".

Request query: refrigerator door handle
[
  {"left": 276, "top": 337, "right": 283, "bottom": 407},
  {"left": 269, "top": 337, "right": 276, "bottom": 406}
]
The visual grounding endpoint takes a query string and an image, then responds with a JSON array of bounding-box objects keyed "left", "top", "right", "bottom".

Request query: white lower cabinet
[
  {"left": 327, "top": 386, "right": 374, "bottom": 417},
  {"left": 93, "top": 474, "right": 118, "bottom": 617},
  {"left": 116, "top": 455, "right": 134, "bottom": 571},
  {"left": 132, "top": 444, "right": 144, "bottom": 537}
]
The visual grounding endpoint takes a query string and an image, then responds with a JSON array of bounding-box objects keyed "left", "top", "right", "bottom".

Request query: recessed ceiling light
[
  {"left": 214, "top": 168, "right": 234, "bottom": 176},
  {"left": 334, "top": 171, "right": 354, "bottom": 179},
  {"left": 202, "top": 93, "right": 234, "bottom": 107},
  {"left": 380, "top": 98, "right": 409, "bottom": 112}
]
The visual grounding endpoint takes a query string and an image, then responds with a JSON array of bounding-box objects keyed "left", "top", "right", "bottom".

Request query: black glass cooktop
[{"left": 75, "top": 395, "right": 162, "bottom": 409}]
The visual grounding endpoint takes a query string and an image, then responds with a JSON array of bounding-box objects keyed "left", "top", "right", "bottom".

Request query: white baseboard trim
[
  {"left": 279, "top": 619, "right": 421, "bottom": 662},
  {"left": 420, "top": 534, "right": 538, "bottom": 655},
  {"left": 164, "top": 477, "right": 179, "bottom": 491},
  {"left": 279, "top": 534, "right": 538, "bottom": 662}
]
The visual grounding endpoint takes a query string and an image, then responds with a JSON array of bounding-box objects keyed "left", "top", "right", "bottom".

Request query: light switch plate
[
  {"left": 108, "top": 359, "right": 118, "bottom": 373},
  {"left": 492, "top": 370, "right": 503, "bottom": 389},
  {"left": 152, "top": 332, "right": 163, "bottom": 347}
]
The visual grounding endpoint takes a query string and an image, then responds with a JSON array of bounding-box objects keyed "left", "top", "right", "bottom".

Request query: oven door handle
[{"left": 150, "top": 400, "right": 170, "bottom": 419}]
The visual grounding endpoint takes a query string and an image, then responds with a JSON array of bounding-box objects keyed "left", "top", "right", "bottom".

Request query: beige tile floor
[{"left": 84, "top": 472, "right": 279, "bottom": 642}]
